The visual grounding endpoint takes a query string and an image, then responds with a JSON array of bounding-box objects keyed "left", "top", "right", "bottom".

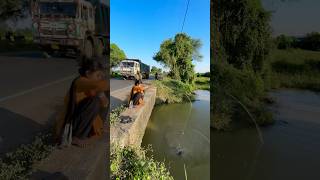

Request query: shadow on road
[{"left": 0, "top": 107, "right": 44, "bottom": 156}]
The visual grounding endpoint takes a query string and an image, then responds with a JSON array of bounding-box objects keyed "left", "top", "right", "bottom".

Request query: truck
[
  {"left": 119, "top": 59, "right": 150, "bottom": 79},
  {"left": 30, "top": 0, "right": 109, "bottom": 58}
]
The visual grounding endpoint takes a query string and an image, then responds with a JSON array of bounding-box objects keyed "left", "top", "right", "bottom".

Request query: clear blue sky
[{"left": 111, "top": 0, "right": 210, "bottom": 73}]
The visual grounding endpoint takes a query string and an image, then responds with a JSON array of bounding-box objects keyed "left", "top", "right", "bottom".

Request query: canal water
[
  {"left": 142, "top": 90, "right": 210, "bottom": 180},
  {"left": 212, "top": 90, "right": 320, "bottom": 180}
]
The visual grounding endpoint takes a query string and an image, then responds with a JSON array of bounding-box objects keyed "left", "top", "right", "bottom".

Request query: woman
[
  {"left": 55, "top": 58, "right": 108, "bottom": 147},
  {"left": 129, "top": 80, "right": 145, "bottom": 106}
]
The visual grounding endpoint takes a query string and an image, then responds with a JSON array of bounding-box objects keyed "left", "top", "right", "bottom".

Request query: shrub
[{"left": 110, "top": 145, "right": 173, "bottom": 180}]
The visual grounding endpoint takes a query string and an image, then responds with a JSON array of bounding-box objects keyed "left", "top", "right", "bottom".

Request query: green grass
[
  {"left": 0, "top": 134, "right": 54, "bottom": 179},
  {"left": 152, "top": 78, "right": 195, "bottom": 105},
  {"left": 268, "top": 49, "right": 320, "bottom": 91},
  {"left": 110, "top": 105, "right": 126, "bottom": 125},
  {"left": 110, "top": 145, "right": 173, "bottom": 180},
  {"left": 195, "top": 76, "right": 210, "bottom": 90}
]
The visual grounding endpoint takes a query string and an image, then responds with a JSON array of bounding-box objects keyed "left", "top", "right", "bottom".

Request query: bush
[
  {"left": 152, "top": 78, "right": 195, "bottom": 104},
  {"left": 110, "top": 145, "right": 173, "bottom": 180},
  {"left": 211, "top": 62, "right": 274, "bottom": 130}
]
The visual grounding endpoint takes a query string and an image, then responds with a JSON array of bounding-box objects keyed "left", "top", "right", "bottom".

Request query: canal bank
[{"left": 212, "top": 89, "right": 320, "bottom": 180}]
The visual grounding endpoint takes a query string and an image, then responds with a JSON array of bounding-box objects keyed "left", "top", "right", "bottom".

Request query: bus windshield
[{"left": 39, "top": 2, "right": 77, "bottom": 17}]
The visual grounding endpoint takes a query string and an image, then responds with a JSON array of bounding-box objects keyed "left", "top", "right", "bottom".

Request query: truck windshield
[
  {"left": 121, "top": 62, "right": 134, "bottom": 67},
  {"left": 39, "top": 2, "right": 77, "bottom": 17}
]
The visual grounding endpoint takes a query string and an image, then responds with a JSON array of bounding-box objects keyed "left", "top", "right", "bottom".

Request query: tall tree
[
  {"left": 110, "top": 43, "right": 126, "bottom": 68},
  {"left": 213, "top": 0, "right": 272, "bottom": 72},
  {"left": 153, "top": 33, "right": 202, "bottom": 83}
]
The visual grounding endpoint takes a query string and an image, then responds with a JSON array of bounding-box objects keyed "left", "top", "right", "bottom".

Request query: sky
[
  {"left": 110, "top": 0, "right": 210, "bottom": 73},
  {"left": 262, "top": 0, "right": 320, "bottom": 36}
]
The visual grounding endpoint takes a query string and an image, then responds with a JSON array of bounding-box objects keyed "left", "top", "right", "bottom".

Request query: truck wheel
[{"left": 84, "top": 39, "right": 93, "bottom": 59}]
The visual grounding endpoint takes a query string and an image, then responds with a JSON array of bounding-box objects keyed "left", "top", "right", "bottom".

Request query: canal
[
  {"left": 142, "top": 90, "right": 210, "bottom": 180},
  {"left": 212, "top": 89, "right": 320, "bottom": 180}
]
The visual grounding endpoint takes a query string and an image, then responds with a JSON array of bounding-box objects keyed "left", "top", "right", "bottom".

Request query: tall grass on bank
[
  {"left": 211, "top": 62, "right": 273, "bottom": 130},
  {"left": 152, "top": 78, "right": 195, "bottom": 105},
  {"left": 110, "top": 145, "right": 173, "bottom": 180},
  {"left": 194, "top": 76, "right": 210, "bottom": 91},
  {"left": 268, "top": 49, "right": 320, "bottom": 91}
]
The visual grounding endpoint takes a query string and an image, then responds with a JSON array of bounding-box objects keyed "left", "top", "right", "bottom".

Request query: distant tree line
[{"left": 275, "top": 32, "right": 320, "bottom": 51}]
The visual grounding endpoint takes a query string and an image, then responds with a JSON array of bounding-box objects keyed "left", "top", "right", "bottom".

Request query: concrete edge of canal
[{"left": 110, "top": 86, "right": 157, "bottom": 147}]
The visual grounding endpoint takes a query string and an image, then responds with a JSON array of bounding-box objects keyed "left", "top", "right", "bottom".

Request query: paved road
[
  {"left": 0, "top": 55, "right": 78, "bottom": 154},
  {"left": 110, "top": 77, "right": 154, "bottom": 110}
]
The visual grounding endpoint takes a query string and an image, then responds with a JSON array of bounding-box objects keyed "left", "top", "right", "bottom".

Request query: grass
[
  {"left": 110, "top": 145, "right": 173, "bottom": 180},
  {"left": 152, "top": 78, "right": 195, "bottom": 105},
  {"left": 194, "top": 76, "right": 210, "bottom": 90},
  {"left": 268, "top": 49, "right": 320, "bottom": 91},
  {"left": 110, "top": 105, "right": 126, "bottom": 125},
  {"left": 0, "top": 40, "right": 39, "bottom": 53},
  {"left": 0, "top": 134, "right": 54, "bottom": 179}
]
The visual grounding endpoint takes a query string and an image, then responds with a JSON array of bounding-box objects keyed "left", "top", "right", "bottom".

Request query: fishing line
[{"left": 181, "top": 0, "right": 191, "bottom": 32}]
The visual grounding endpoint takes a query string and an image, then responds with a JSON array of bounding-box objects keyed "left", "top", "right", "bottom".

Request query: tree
[
  {"left": 0, "top": 0, "right": 29, "bottom": 20},
  {"left": 276, "top": 34, "right": 297, "bottom": 49},
  {"left": 213, "top": 0, "right": 272, "bottom": 72},
  {"left": 151, "top": 66, "right": 162, "bottom": 74},
  {"left": 153, "top": 33, "right": 202, "bottom": 84},
  {"left": 300, "top": 32, "right": 320, "bottom": 51},
  {"left": 110, "top": 43, "right": 126, "bottom": 68}
]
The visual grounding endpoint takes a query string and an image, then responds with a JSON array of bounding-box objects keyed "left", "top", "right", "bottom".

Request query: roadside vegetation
[
  {"left": 0, "top": 134, "right": 54, "bottom": 179},
  {"left": 110, "top": 145, "right": 173, "bottom": 180}
]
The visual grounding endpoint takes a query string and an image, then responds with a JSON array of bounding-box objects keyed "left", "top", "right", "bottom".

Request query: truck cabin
[{"left": 32, "top": 0, "right": 94, "bottom": 20}]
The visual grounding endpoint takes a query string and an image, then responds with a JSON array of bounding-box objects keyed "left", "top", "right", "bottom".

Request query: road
[
  {"left": 0, "top": 54, "right": 77, "bottom": 154},
  {"left": 110, "top": 77, "right": 154, "bottom": 110},
  {"left": 0, "top": 52, "right": 152, "bottom": 154}
]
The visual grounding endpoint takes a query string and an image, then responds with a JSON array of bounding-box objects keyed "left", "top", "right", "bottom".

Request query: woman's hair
[
  {"left": 78, "top": 57, "right": 105, "bottom": 76},
  {"left": 135, "top": 79, "right": 141, "bottom": 86}
]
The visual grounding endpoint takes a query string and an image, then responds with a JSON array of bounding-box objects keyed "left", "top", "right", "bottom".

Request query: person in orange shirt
[
  {"left": 129, "top": 80, "right": 145, "bottom": 106},
  {"left": 55, "top": 58, "right": 108, "bottom": 147}
]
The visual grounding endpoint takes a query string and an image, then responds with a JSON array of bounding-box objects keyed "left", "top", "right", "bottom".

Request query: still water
[
  {"left": 212, "top": 90, "right": 320, "bottom": 180},
  {"left": 142, "top": 90, "right": 210, "bottom": 180}
]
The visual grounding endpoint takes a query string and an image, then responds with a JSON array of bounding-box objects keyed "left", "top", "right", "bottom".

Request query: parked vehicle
[
  {"left": 31, "top": 0, "right": 109, "bottom": 58},
  {"left": 119, "top": 59, "right": 150, "bottom": 79}
]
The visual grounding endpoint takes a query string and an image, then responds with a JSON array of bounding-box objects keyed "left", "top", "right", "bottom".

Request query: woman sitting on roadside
[
  {"left": 129, "top": 80, "right": 145, "bottom": 106},
  {"left": 55, "top": 58, "right": 108, "bottom": 147}
]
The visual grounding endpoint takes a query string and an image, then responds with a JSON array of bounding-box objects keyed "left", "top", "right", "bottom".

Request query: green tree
[
  {"left": 110, "top": 43, "right": 126, "bottom": 68},
  {"left": 151, "top": 66, "right": 162, "bottom": 74},
  {"left": 300, "top": 32, "right": 320, "bottom": 51},
  {"left": 276, "top": 34, "right": 297, "bottom": 49},
  {"left": 213, "top": 0, "right": 272, "bottom": 72},
  {"left": 153, "top": 33, "right": 202, "bottom": 84},
  {"left": 0, "top": 0, "right": 29, "bottom": 20}
]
